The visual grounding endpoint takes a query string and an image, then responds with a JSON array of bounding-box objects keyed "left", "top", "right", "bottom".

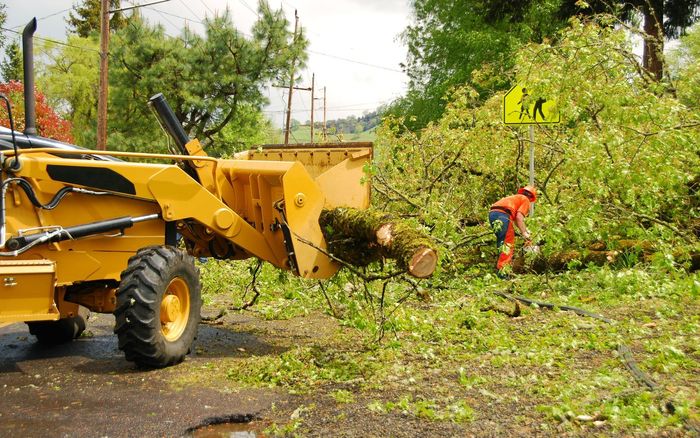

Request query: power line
[
  {"left": 308, "top": 49, "right": 403, "bottom": 73},
  {"left": 8, "top": 8, "right": 72, "bottom": 30},
  {"left": 146, "top": 7, "right": 206, "bottom": 26},
  {"left": 0, "top": 27, "right": 100, "bottom": 53},
  {"left": 178, "top": 0, "right": 203, "bottom": 22},
  {"left": 131, "top": 5, "right": 405, "bottom": 75},
  {"left": 237, "top": 0, "right": 260, "bottom": 17},
  {"left": 198, "top": 0, "right": 215, "bottom": 15},
  {"left": 152, "top": 9, "right": 182, "bottom": 30},
  {"left": 110, "top": 0, "right": 172, "bottom": 13}
]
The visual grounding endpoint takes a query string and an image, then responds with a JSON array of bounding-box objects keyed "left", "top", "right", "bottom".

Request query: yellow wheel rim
[{"left": 160, "top": 277, "right": 190, "bottom": 342}]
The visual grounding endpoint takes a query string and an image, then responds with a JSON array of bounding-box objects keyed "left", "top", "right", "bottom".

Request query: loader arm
[{"left": 3, "top": 141, "right": 372, "bottom": 280}]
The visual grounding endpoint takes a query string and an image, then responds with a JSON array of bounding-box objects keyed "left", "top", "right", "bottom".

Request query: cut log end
[
  {"left": 408, "top": 247, "right": 438, "bottom": 278},
  {"left": 319, "top": 207, "right": 439, "bottom": 278},
  {"left": 376, "top": 223, "right": 394, "bottom": 247}
]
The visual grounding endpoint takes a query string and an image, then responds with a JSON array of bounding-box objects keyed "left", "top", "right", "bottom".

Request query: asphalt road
[{"left": 0, "top": 313, "right": 282, "bottom": 437}]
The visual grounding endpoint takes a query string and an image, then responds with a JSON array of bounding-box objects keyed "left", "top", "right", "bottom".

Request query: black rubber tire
[
  {"left": 27, "top": 306, "right": 89, "bottom": 345},
  {"left": 114, "top": 246, "right": 201, "bottom": 368}
]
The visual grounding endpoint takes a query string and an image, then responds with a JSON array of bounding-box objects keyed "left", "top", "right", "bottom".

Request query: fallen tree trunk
[
  {"left": 319, "top": 207, "right": 438, "bottom": 278},
  {"left": 513, "top": 250, "right": 618, "bottom": 273},
  {"left": 513, "top": 242, "right": 699, "bottom": 273}
]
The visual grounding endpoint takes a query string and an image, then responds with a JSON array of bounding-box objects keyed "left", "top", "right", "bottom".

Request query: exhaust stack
[{"left": 22, "top": 18, "right": 37, "bottom": 136}]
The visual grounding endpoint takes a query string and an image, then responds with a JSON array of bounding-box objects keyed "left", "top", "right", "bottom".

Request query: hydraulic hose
[
  {"left": 4, "top": 214, "right": 159, "bottom": 252},
  {"left": 2, "top": 178, "right": 75, "bottom": 210},
  {"left": 0, "top": 176, "right": 112, "bottom": 250}
]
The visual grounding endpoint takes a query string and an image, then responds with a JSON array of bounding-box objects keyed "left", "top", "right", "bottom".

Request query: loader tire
[
  {"left": 28, "top": 307, "right": 89, "bottom": 345},
  {"left": 114, "top": 246, "right": 201, "bottom": 368}
]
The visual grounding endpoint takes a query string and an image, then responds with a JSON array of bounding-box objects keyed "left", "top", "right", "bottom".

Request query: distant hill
[
  {"left": 267, "top": 110, "right": 381, "bottom": 144},
  {"left": 324, "top": 110, "right": 381, "bottom": 137}
]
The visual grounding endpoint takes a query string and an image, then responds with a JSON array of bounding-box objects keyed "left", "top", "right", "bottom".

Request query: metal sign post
[
  {"left": 503, "top": 84, "right": 561, "bottom": 217},
  {"left": 529, "top": 125, "right": 535, "bottom": 216}
]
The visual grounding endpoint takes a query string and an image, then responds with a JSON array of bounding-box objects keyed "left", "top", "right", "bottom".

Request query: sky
[{"left": 2, "top": 0, "right": 412, "bottom": 126}]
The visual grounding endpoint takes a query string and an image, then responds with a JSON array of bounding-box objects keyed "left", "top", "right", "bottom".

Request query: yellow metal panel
[
  {"left": 282, "top": 163, "right": 338, "bottom": 279},
  {"left": 184, "top": 138, "right": 218, "bottom": 194},
  {"left": 19, "top": 251, "right": 101, "bottom": 285},
  {"left": 315, "top": 155, "right": 371, "bottom": 209},
  {"left": 0, "top": 260, "right": 59, "bottom": 323},
  {"left": 147, "top": 166, "right": 282, "bottom": 267},
  {"left": 240, "top": 143, "right": 372, "bottom": 210},
  {"left": 5, "top": 177, "right": 165, "bottom": 284},
  {"left": 221, "top": 160, "right": 291, "bottom": 266}
]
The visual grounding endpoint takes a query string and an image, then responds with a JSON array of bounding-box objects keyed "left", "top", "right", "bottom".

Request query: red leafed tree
[{"left": 0, "top": 81, "right": 74, "bottom": 143}]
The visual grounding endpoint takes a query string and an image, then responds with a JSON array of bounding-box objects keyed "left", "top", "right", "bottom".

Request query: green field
[{"left": 264, "top": 126, "right": 377, "bottom": 144}]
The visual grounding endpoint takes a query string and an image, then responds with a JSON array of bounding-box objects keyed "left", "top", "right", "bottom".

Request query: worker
[{"left": 488, "top": 186, "right": 537, "bottom": 277}]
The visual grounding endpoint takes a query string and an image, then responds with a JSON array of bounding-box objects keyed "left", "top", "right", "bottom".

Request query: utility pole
[
  {"left": 96, "top": 0, "right": 173, "bottom": 151},
  {"left": 96, "top": 0, "right": 109, "bottom": 150},
  {"left": 273, "top": 82, "right": 311, "bottom": 143},
  {"left": 284, "top": 10, "right": 299, "bottom": 146},
  {"left": 322, "top": 86, "right": 327, "bottom": 142},
  {"left": 309, "top": 73, "right": 315, "bottom": 144}
]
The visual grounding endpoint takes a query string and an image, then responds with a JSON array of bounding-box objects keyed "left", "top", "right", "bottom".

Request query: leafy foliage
[
  {"left": 670, "top": 23, "right": 700, "bottom": 107},
  {"left": 0, "top": 40, "right": 22, "bottom": 82},
  {"left": 191, "top": 260, "right": 699, "bottom": 435},
  {"left": 0, "top": 81, "right": 73, "bottom": 142},
  {"left": 0, "top": 3, "right": 6, "bottom": 50},
  {"left": 375, "top": 16, "right": 700, "bottom": 270},
  {"left": 107, "top": 4, "right": 306, "bottom": 154},
  {"left": 35, "top": 36, "right": 99, "bottom": 146},
  {"left": 558, "top": 0, "right": 700, "bottom": 79},
  {"left": 391, "top": 0, "right": 565, "bottom": 129},
  {"left": 31, "top": 1, "right": 305, "bottom": 154}
]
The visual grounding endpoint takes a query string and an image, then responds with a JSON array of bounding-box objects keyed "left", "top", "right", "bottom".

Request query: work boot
[{"left": 496, "top": 270, "right": 511, "bottom": 280}]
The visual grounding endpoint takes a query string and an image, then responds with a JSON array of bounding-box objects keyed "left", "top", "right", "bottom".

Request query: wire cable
[
  {"left": 0, "top": 27, "right": 101, "bottom": 53},
  {"left": 493, "top": 289, "right": 658, "bottom": 390}
]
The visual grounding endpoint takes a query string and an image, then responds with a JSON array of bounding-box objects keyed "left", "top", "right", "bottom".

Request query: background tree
[
  {"left": 558, "top": 0, "right": 700, "bottom": 80},
  {"left": 390, "top": 0, "right": 564, "bottom": 129},
  {"left": 108, "top": 3, "right": 306, "bottom": 154},
  {"left": 0, "top": 40, "right": 22, "bottom": 82},
  {"left": 35, "top": 36, "right": 99, "bottom": 146},
  {"left": 66, "top": 0, "right": 126, "bottom": 37},
  {"left": 0, "top": 3, "right": 6, "bottom": 49},
  {"left": 0, "top": 81, "right": 74, "bottom": 142},
  {"left": 669, "top": 22, "right": 700, "bottom": 106}
]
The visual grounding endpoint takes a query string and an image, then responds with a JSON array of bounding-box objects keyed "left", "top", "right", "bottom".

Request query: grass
[{"left": 186, "top": 259, "right": 700, "bottom": 435}]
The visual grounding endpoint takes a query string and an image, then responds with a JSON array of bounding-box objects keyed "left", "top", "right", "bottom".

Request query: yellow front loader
[{"left": 0, "top": 19, "right": 371, "bottom": 368}]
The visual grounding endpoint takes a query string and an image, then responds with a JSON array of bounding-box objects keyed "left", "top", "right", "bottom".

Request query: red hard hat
[{"left": 518, "top": 185, "right": 537, "bottom": 202}]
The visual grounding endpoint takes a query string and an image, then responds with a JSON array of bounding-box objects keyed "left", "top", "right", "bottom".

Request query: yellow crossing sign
[{"left": 503, "top": 85, "right": 560, "bottom": 125}]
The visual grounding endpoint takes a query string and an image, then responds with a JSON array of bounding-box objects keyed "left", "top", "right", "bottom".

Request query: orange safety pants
[{"left": 488, "top": 210, "right": 515, "bottom": 272}]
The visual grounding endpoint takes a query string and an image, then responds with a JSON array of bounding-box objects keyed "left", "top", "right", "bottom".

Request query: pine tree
[
  {"left": 0, "top": 40, "right": 22, "bottom": 82},
  {"left": 0, "top": 3, "right": 6, "bottom": 50},
  {"left": 66, "top": 0, "right": 126, "bottom": 37}
]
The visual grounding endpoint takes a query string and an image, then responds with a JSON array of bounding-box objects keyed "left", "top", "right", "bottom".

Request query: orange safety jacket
[{"left": 490, "top": 194, "right": 531, "bottom": 220}]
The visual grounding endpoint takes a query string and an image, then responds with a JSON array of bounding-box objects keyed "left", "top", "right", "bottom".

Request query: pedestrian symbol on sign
[{"left": 504, "top": 85, "right": 560, "bottom": 125}]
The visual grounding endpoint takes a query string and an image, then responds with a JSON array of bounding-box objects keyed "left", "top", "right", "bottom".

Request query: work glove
[{"left": 523, "top": 239, "right": 540, "bottom": 254}]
